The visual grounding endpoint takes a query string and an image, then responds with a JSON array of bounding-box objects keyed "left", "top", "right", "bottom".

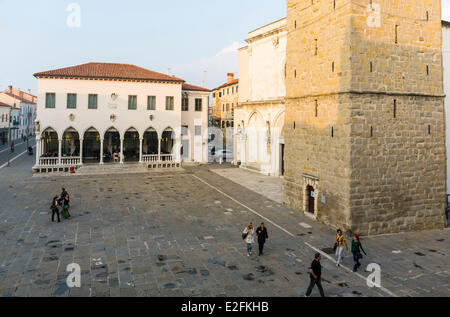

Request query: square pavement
[{"left": 0, "top": 155, "right": 449, "bottom": 297}]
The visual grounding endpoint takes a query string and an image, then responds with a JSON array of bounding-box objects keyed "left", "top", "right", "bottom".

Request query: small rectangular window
[
  {"left": 393, "top": 100, "right": 397, "bottom": 118},
  {"left": 395, "top": 25, "right": 399, "bottom": 44},
  {"left": 182, "top": 97, "right": 189, "bottom": 111},
  {"left": 195, "top": 125, "right": 202, "bottom": 136},
  {"left": 147, "top": 96, "right": 156, "bottom": 110},
  {"left": 67, "top": 93, "right": 77, "bottom": 109},
  {"left": 45, "top": 93, "right": 56, "bottom": 108},
  {"left": 195, "top": 98, "right": 202, "bottom": 112},
  {"left": 128, "top": 95, "right": 137, "bottom": 110},
  {"left": 88, "top": 94, "right": 98, "bottom": 109},
  {"left": 181, "top": 125, "right": 189, "bottom": 136},
  {"left": 166, "top": 96, "right": 174, "bottom": 111}
]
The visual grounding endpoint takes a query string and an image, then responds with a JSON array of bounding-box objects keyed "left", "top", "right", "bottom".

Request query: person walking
[
  {"left": 351, "top": 234, "right": 367, "bottom": 272},
  {"left": 305, "top": 253, "right": 325, "bottom": 297},
  {"left": 242, "top": 223, "right": 255, "bottom": 256},
  {"left": 61, "top": 193, "right": 71, "bottom": 219},
  {"left": 334, "top": 229, "right": 348, "bottom": 267},
  {"left": 50, "top": 196, "right": 61, "bottom": 223},
  {"left": 10, "top": 142, "right": 14, "bottom": 153},
  {"left": 256, "top": 223, "right": 269, "bottom": 256},
  {"left": 60, "top": 187, "right": 68, "bottom": 199}
]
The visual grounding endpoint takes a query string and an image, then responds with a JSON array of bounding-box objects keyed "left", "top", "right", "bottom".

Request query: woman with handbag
[
  {"left": 242, "top": 223, "right": 255, "bottom": 256},
  {"left": 334, "top": 229, "right": 348, "bottom": 267},
  {"left": 351, "top": 234, "right": 367, "bottom": 272}
]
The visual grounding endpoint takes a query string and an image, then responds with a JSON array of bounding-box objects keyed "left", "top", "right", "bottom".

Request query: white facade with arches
[
  {"left": 234, "top": 18, "right": 287, "bottom": 177},
  {"left": 33, "top": 63, "right": 209, "bottom": 171}
]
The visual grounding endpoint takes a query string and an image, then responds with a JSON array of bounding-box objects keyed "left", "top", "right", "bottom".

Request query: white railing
[
  {"left": 160, "top": 154, "right": 173, "bottom": 162},
  {"left": 60, "top": 157, "right": 81, "bottom": 165},
  {"left": 142, "top": 155, "right": 159, "bottom": 162},
  {"left": 39, "top": 157, "right": 59, "bottom": 166}
]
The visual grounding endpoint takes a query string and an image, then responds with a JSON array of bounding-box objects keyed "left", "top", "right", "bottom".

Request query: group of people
[
  {"left": 334, "top": 229, "right": 367, "bottom": 272},
  {"left": 242, "top": 223, "right": 269, "bottom": 257},
  {"left": 305, "top": 229, "right": 367, "bottom": 297},
  {"left": 241, "top": 221, "right": 367, "bottom": 297},
  {"left": 50, "top": 187, "right": 72, "bottom": 222}
]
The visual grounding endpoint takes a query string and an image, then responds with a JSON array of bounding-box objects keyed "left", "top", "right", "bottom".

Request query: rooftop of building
[
  {"left": 34, "top": 62, "right": 185, "bottom": 83},
  {"left": 0, "top": 91, "right": 36, "bottom": 104},
  {"left": 182, "top": 83, "right": 211, "bottom": 92},
  {"left": 212, "top": 78, "right": 239, "bottom": 91}
]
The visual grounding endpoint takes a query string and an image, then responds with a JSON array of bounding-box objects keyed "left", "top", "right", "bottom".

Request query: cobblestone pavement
[
  {"left": 212, "top": 168, "right": 283, "bottom": 204},
  {"left": 0, "top": 154, "right": 448, "bottom": 297}
]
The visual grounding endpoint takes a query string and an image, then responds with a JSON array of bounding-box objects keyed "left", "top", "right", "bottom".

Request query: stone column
[
  {"left": 158, "top": 138, "right": 161, "bottom": 161},
  {"left": 35, "top": 137, "right": 40, "bottom": 166},
  {"left": 100, "top": 138, "right": 104, "bottom": 165},
  {"left": 174, "top": 136, "right": 181, "bottom": 163},
  {"left": 58, "top": 139, "right": 62, "bottom": 165},
  {"left": 139, "top": 138, "right": 143, "bottom": 163},
  {"left": 79, "top": 138, "right": 84, "bottom": 165},
  {"left": 120, "top": 138, "right": 124, "bottom": 164}
]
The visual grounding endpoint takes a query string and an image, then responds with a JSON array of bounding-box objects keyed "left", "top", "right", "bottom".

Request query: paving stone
[{"left": 0, "top": 158, "right": 449, "bottom": 297}]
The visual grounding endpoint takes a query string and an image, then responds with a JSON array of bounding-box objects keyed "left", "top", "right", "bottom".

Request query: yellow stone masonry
[{"left": 284, "top": 0, "right": 447, "bottom": 235}]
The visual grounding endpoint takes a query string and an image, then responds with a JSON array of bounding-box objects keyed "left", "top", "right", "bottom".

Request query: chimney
[
  {"left": 227, "top": 73, "right": 234, "bottom": 84},
  {"left": 8, "top": 85, "right": 12, "bottom": 93}
]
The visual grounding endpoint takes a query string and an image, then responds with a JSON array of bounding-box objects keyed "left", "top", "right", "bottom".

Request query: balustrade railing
[
  {"left": 142, "top": 154, "right": 174, "bottom": 162},
  {"left": 160, "top": 154, "right": 173, "bottom": 162},
  {"left": 60, "top": 157, "right": 81, "bottom": 165},
  {"left": 142, "top": 155, "right": 159, "bottom": 163},
  {"left": 39, "top": 157, "right": 59, "bottom": 166}
]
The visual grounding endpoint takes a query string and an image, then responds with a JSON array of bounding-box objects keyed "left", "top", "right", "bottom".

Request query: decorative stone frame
[{"left": 302, "top": 174, "right": 320, "bottom": 219}]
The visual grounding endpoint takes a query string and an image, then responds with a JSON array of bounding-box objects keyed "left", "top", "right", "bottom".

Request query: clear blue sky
[
  {"left": 0, "top": 0, "right": 286, "bottom": 93},
  {"left": 1, "top": 1, "right": 449, "bottom": 94}
]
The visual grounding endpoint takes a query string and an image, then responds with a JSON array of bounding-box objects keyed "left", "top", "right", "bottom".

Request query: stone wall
[
  {"left": 284, "top": 94, "right": 352, "bottom": 231},
  {"left": 284, "top": 0, "right": 447, "bottom": 235},
  {"left": 349, "top": 94, "right": 447, "bottom": 235}
]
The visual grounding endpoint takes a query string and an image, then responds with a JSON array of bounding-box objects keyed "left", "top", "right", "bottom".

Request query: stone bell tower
[{"left": 284, "top": 0, "right": 447, "bottom": 235}]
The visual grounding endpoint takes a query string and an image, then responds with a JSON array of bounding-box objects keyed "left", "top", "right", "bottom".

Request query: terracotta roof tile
[
  {"left": 1, "top": 92, "right": 36, "bottom": 104},
  {"left": 34, "top": 62, "right": 185, "bottom": 83},
  {"left": 213, "top": 79, "right": 239, "bottom": 91},
  {"left": 182, "top": 83, "right": 210, "bottom": 92},
  {"left": 0, "top": 101, "right": 11, "bottom": 108}
]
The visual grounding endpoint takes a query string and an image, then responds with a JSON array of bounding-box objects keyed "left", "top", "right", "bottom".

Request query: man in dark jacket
[
  {"left": 256, "top": 223, "right": 268, "bottom": 256},
  {"left": 305, "top": 253, "right": 325, "bottom": 297}
]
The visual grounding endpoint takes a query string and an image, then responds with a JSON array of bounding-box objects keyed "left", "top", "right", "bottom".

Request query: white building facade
[
  {"left": 33, "top": 63, "right": 209, "bottom": 171},
  {"left": 235, "top": 18, "right": 287, "bottom": 177},
  {"left": 0, "top": 87, "right": 35, "bottom": 141}
]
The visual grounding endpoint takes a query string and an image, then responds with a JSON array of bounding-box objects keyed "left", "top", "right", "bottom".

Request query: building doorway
[
  {"left": 62, "top": 128, "right": 80, "bottom": 157},
  {"left": 123, "top": 129, "right": 140, "bottom": 162},
  {"left": 306, "top": 185, "right": 315, "bottom": 214},
  {"left": 103, "top": 128, "right": 120, "bottom": 163},
  {"left": 83, "top": 128, "right": 100, "bottom": 163},
  {"left": 161, "top": 128, "right": 175, "bottom": 161},
  {"left": 143, "top": 129, "right": 158, "bottom": 155}
]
